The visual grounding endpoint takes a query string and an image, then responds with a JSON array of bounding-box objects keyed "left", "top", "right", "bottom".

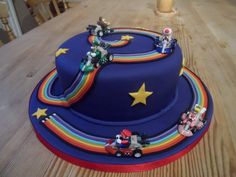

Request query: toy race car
[
  {"left": 155, "top": 27, "right": 177, "bottom": 54},
  {"left": 87, "top": 25, "right": 113, "bottom": 37},
  {"left": 87, "top": 17, "right": 113, "bottom": 37},
  {"left": 80, "top": 42, "right": 113, "bottom": 72},
  {"left": 155, "top": 37, "right": 177, "bottom": 54},
  {"left": 105, "top": 132, "right": 150, "bottom": 158},
  {"left": 178, "top": 104, "right": 207, "bottom": 137}
]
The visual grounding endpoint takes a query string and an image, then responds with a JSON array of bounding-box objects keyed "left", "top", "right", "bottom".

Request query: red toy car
[
  {"left": 178, "top": 104, "right": 207, "bottom": 137},
  {"left": 105, "top": 133, "right": 149, "bottom": 158}
]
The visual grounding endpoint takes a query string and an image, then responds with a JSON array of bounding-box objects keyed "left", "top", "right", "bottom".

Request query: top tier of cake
[{"left": 53, "top": 28, "right": 183, "bottom": 122}]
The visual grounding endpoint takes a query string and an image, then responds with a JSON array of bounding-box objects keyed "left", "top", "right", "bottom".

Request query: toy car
[
  {"left": 155, "top": 27, "right": 177, "bottom": 54},
  {"left": 87, "top": 25, "right": 113, "bottom": 37},
  {"left": 105, "top": 132, "right": 149, "bottom": 158},
  {"left": 87, "top": 17, "right": 113, "bottom": 37},
  {"left": 178, "top": 104, "right": 207, "bottom": 137},
  {"left": 80, "top": 42, "right": 113, "bottom": 72},
  {"left": 155, "top": 37, "right": 177, "bottom": 54}
]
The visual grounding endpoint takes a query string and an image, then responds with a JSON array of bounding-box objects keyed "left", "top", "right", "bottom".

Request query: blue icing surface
[
  {"left": 103, "top": 33, "right": 155, "bottom": 53},
  {"left": 55, "top": 30, "right": 182, "bottom": 121}
]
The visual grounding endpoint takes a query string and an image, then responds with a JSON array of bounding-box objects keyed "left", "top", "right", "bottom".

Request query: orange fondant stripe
[{"left": 113, "top": 53, "right": 166, "bottom": 63}]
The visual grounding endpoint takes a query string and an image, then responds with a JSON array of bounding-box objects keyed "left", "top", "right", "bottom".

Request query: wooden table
[{"left": 0, "top": 0, "right": 235, "bottom": 176}]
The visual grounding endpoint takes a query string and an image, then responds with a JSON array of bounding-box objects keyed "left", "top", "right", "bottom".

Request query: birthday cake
[{"left": 29, "top": 17, "right": 213, "bottom": 172}]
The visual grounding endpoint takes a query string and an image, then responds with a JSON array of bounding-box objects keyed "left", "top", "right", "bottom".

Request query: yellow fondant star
[
  {"left": 55, "top": 48, "right": 69, "bottom": 57},
  {"left": 32, "top": 108, "right": 48, "bottom": 119},
  {"left": 121, "top": 35, "right": 134, "bottom": 41},
  {"left": 129, "top": 83, "right": 153, "bottom": 106}
]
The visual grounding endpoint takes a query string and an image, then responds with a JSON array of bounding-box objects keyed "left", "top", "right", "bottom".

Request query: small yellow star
[
  {"left": 32, "top": 108, "right": 48, "bottom": 119},
  {"left": 129, "top": 83, "right": 153, "bottom": 106},
  {"left": 121, "top": 35, "right": 134, "bottom": 41},
  {"left": 55, "top": 48, "right": 69, "bottom": 57}
]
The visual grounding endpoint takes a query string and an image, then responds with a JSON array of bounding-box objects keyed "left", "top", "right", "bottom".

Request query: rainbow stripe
[
  {"left": 88, "top": 28, "right": 166, "bottom": 63},
  {"left": 111, "top": 28, "right": 166, "bottom": 62},
  {"left": 113, "top": 28, "right": 160, "bottom": 38},
  {"left": 183, "top": 67, "right": 208, "bottom": 109},
  {"left": 38, "top": 68, "right": 98, "bottom": 107},
  {"left": 113, "top": 51, "right": 166, "bottom": 63},
  {"left": 42, "top": 67, "right": 209, "bottom": 155},
  {"left": 88, "top": 35, "right": 130, "bottom": 47},
  {"left": 38, "top": 28, "right": 167, "bottom": 106}
]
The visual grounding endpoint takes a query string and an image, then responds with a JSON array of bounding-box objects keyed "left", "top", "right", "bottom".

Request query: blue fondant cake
[{"left": 29, "top": 24, "right": 213, "bottom": 172}]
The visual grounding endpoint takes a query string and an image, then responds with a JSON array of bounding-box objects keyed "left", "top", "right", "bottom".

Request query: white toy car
[{"left": 178, "top": 104, "right": 207, "bottom": 137}]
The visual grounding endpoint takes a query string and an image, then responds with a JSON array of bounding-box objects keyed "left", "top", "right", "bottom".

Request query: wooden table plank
[{"left": 0, "top": 0, "right": 235, "bottom": 176}]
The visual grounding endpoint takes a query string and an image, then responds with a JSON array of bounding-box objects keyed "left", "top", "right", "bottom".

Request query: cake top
[{"left": 37, "top": 17, "right": 182, "bottom": 122}]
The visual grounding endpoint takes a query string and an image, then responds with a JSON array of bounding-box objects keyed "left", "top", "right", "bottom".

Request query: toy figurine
[
  {"left": 178, "top": 104, "right": 207, "bottom": 137},
  {"left": 80, "top": 41, "right": 113, "bottom": 72},
  {"left": 155, "top": 27, "right": 177, "bottom": 54},
  {"left": 105, "top": 129, "right": 150, "bottom": 158},
  {"left": 87, "top": 17, "right": 114, "bottom": 37},
  {"left": 97, "top": 17, "right": 110, "bottom": 30},
  {"left": 115, "top": 129, "right": 132, "bottom": 148}
]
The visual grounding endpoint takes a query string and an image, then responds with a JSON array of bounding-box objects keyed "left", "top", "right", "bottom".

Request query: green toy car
[{"left": 80, "top": 42, "right": 113, "bottom": 72}]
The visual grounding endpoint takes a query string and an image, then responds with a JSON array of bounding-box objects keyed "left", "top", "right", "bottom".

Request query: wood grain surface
[{"left": 0, "top": 0, "right": 236, "bottom": 176}]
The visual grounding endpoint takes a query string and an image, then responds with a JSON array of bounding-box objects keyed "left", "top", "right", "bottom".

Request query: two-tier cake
[{"left": 29, "top": 17, "right": 213, "bottom": 172}]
